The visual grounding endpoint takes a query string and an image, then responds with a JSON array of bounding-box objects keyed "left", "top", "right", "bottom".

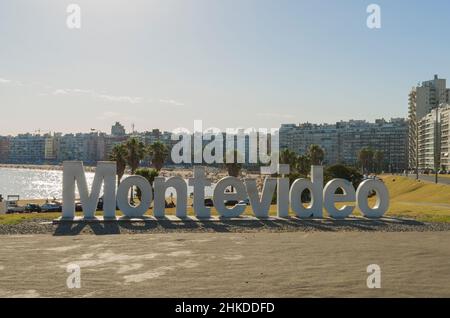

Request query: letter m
[{"left": 62, "top": 161, "right": 116, "bottom": 219}]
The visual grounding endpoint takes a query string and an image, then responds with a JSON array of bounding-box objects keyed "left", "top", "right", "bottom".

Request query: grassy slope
[
  {"left": 380, "top": 175, "right": 450, "bottom": 223},
  {"left": 1, "top": 175, "right": 450, "bottom": 225}
]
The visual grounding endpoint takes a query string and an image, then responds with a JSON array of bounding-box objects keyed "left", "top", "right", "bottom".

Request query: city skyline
[
  {"left": 0, "top": 116, "right": 406, "bottom": 137},
  {"left": 2, "top": 0, "right": 450, "bottom": 135},
  {"left": 0, "top": 117, "right": 409, "bottom": 173}
]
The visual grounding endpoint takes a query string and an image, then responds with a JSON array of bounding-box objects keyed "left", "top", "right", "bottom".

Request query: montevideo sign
[{"left": 61, "top": 161, "right": 389, "bottom": 220}]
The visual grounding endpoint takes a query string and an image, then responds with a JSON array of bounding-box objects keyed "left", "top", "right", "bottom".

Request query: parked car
[
  {"left": 6, "top": 201, "right": 25, "bottom": 213},
  {"left": 75, "top": 201, "right": 83, "bottom": 212},
  {"left": 236, "top": 199, "right": 250, "bottom": 206},
  {"left": 74, "top": 197, "right": 104, "bottom": 212},
  {"left": 204, "top": 198, "right": 214, "bottom": 207},
  {"left": 24, "top": 204, "right": 42, "bottom": 213},
  {"left": 40, "top": 202, "right": 62, "bottom": 212},
  {"left": 224, "top": 200, "right": 239, "bottom": 207}
]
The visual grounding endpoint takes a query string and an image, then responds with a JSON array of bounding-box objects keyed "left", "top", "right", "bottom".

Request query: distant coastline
[{"left": 0, "top": 163, "right": 96, "bottom": 172}]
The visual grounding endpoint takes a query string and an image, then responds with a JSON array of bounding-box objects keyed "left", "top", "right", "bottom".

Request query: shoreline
[{"left": 0, "top": 163, "right": 96, "bottom": 172}]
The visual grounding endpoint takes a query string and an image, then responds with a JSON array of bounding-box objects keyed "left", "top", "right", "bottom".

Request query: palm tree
[
  {"left": 135, "top": 168, "right": 159, "bottom": 200},
  {"left": 358, "top": 147, "right": 374, "bottom": 174},
  {"left": 279, "top": 149, "right": 298, "bottom": 170},
  {"left": 109, "top": 143, "right": 128, "bottom": 187},
  {"left": 295, "top": 154, "right": 311, "bottom": 177},
  {"left": 148, "top": 141, "right": 169, "bottom": 172},
  {"left": 125, "top": 137, "right": 146, "bottom": 174},
  {"left": 125, "top": 137, "right": 146, "bottom": 203},
  {"left": 308, "top": 144, "right": 325, "bottom": 165}
]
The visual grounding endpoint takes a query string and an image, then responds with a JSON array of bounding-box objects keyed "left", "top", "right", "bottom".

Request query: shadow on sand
[{"left": 52, "top": 217, "right": 425, "bottom": 236}]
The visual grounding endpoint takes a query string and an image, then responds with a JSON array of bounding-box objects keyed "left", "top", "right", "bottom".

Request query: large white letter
[
  {"left": 117, "top": 176, "right": 152, "bottom": 218},
  {"left": 153, "top": 176, "right": 187, "bottom": 218},
  {"left": 356, "top": 179, "right": 389, "bottom": 218},
  {"left": 245, "top": 178, "right": 276, "bottom": 218},
  {"left": 62, "top": 161, "right": 116, "bottom": 219},
  {"left": 289, "top": 166, "right": 323, "bottom": 218},
  {"left": 213, "top": 177, "right": 246, "bottom": 218},
  {"left": 188, "top": 166, "right": 211, "bottom": 218},
  {"left": 277, "top": 164, "right": 290, "bottom": 217},
  {"left": 323, "top": 179, "right": 356, "bottom": 219}
]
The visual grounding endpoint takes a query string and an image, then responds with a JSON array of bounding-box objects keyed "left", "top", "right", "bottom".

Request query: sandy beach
[{"left": 0, "top": 231, "right": 449, "bottom": 298}]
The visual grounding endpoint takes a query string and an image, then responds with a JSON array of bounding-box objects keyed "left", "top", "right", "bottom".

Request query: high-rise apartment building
[
  {"left": 408, "top": 75, "right": 450, "bottom": 170},
  {"left": 280, "top": 118, "right": 408, "bottom": 171},
  {"left": 417, "top": 104, "right": 450, "bottom": 171},
  {"left": 111, "top": 122, "right": 126, "bottom": 136},
  {"left": 44, "top": 136, "right": 57, "bottom": 161},
  {"left": 280, "top": 123, "right": 339, "bottom": 165},
  {"left": 0, "top": 137, "right": 10, "bottom": 163},
  {"left": 8, "top": 134, "right": 46, "bottom": 164},
  {"left": 440, "top": 105, "right": 450, "bottom": 170}
]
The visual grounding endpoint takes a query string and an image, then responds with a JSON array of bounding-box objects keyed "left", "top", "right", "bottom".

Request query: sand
[{"left": 0, "top": 231, "right": 449, "bottom": 297}]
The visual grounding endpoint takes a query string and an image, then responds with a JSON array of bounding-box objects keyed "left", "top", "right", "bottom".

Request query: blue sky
[{"left": 1, "top": 0, "right": 450, "bottom": 135}]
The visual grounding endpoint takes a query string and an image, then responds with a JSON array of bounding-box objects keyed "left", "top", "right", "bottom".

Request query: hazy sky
[{"left": 1, "top": 0, "right": 450, "bottom": 135}]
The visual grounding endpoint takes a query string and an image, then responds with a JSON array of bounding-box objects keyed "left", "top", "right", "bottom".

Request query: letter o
[
  {"left": 356, "top": 179, "right": 389, "bottom": 218},
  {"left": 117, "top": 176, "right": 153, "bottom": 218}
]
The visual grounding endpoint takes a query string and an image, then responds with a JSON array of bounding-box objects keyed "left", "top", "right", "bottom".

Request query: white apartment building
[
  {"left": 409, "top": 75, "right": 450, "bottom": 170},
  {"left": 418, "top": 110, "right": 438, "bottom": 170},
  {"left": 280, "top": 118, "right": 408, "bottom": 171},
  {"left": 440, "top": 106, "right": 450, "bottom": 169},
  {"left": 417, "top": 104, "right": 450, "bottom": 171},
  {"left": 280, "top": 123, "right": 339, "bottom": 165}
]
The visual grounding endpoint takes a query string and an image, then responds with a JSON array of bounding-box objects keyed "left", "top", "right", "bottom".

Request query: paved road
[
  {"left": 0, "top": 232, "right": 449, "bottom": 297},
  {"left": 406, "top": 174, "right": 450, "bottom": 185}
]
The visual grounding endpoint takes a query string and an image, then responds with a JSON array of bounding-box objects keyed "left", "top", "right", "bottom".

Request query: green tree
[
  {"left": 308, "top": 144, "right": 325, "bottom": 165},
  {"left": 109, "top": 143, "right": 128, "bottom": 187},
  {"left": 148, "top": 141, "right": 169, "bottom": 172},
  {"left": 295, "top": 154, "right": 311, "bottom": 177},
  {"left": 125, "top": 137, "right": 146, "bottom": 174},
  {"left": 324, "top": 164, "right": 363, "bottom": 190},
  {"left": 279, "top": 149, "right": 298, "bottom": 170},
  {"left": 135, "top": 168, "right": 159, "bottom": 201},
  {"left": 125, "top": 137, "right": 146, "bottom": 203}
]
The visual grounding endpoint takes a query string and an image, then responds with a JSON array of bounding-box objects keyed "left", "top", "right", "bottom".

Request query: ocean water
[{"left": 0, "top": 168, "right": 213, "bottom": 200}]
